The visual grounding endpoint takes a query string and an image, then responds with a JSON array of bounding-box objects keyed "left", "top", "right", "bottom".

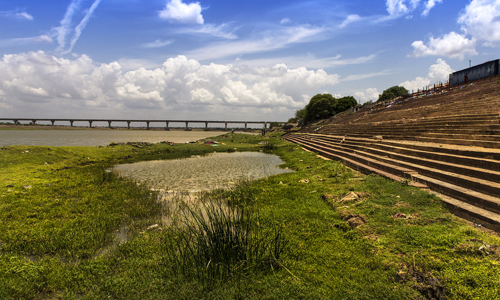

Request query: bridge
[{"left": 0, "top": 118, "right": 285, "bottom": 131}]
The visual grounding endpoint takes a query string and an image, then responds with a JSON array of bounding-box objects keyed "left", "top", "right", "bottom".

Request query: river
[{"left": 0, "top": 129, "right": 236, "bottom": 147}]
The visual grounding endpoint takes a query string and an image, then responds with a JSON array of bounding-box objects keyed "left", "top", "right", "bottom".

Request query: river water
[
  {"left": 114, "top": 152, "right": 293, "bottom": 192},
  {"left": 0, "top": 129, "right": 230, "bottom": 147}
]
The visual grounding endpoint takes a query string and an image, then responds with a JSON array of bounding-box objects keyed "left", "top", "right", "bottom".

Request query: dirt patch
[
  {"left": 337, "top": 191, "right": 370, "bottom": 203},
  {"left": 396, "top": 268, "right": 447, "bottom": 300},
  {"left": 342, "top": 213, "right": 367, "bottom": 228}
]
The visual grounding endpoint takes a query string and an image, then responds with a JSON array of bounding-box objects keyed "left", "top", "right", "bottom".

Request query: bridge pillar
[
  {"left": 108, "top": 121, "right": 112, "bottom": 128},
  {"left": 244, "top": 123, "right": 247, "bottom": 132},
  {"left": 70, "top": 120, "right": 74, "bottom": 127},
  {"left": 165, "top": 122, "right": 170, "bottom": 131},
  {"left": 51, "top": 120, "right": 55, "bottom": 126},
  {"left": 146, "top": 121, "right": 150, "bottom": 130},
  {"left": 264, "top": 122, "right": 267, "bottom": 131},
  {"left": 185, "top": 122, "right": 189, "bottom": 131},
  {"left": 32, "top": 120, "right": 36, "bottom": 126},
  {"left": 13, "top": 119, "right": 18, "bottom": 125},
  {"left": 127, "top": 121, "right": 131, "bottom": 129},
  {"left": 204, "top": 122, "right": 209, "bottom": 131},
  {"left": 225, "top": 123, "right": 228, "bottom": 131},
  {"left": 89, "top": 120, "right": 93, "bottom": 128}
]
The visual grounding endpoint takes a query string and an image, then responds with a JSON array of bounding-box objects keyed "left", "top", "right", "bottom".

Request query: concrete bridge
[{"left": 0, "top": 118, "right": 285, "bottom": 131}]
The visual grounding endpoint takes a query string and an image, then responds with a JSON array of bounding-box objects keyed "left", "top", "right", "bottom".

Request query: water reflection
[{"left": 114, "top": 151, "right": 293, "bottom": 192}]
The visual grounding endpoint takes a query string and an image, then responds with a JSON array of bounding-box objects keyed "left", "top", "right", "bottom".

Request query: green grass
[{"left": 1, "top": 132, "right": 500, "bottom": 299}]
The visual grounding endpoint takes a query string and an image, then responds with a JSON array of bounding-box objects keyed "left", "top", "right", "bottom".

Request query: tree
[
  {"left": 336, "top": 96, "right": 358, "bottom": 113},
  {"left": 377, "top": 86, "right": 408, "bottom": 102},
  {"left": 294, "top": 108, "right": 306, "bottom": 124},
  {"left": 303, "top": 93, "right": 336, "bottom": 124}
]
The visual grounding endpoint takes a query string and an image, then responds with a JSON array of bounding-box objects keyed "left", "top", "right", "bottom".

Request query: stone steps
[
  {"left": 288, "top": 79, "right": 500, "bottom": 230},
  {"left": 300, "top": 135, "right": 500, "bottom": 200},
  {"left": 328, "top": 94, "right": 500, "bottom": 124},
  {"left": 283, "top": 133, "right": 500, "bottom": 231},
  {"left": 317, "top": 113, "right": 500, "bottom": 147},
  {"left": 310, "top": 135, "right": 500, "bottom": 174}
]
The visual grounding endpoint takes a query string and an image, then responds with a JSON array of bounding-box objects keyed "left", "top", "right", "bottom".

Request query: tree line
[{"left": 289, "top": 85, "right": 408, "bottom": 126}]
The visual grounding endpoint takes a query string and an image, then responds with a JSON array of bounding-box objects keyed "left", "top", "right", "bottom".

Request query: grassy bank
[{"left": 1, "top": 132, "right": 499, "bottom": 299}]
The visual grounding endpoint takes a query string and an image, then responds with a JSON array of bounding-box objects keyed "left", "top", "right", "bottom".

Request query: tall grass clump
[{"left": 165, "top": 193, "right": 286, "bottom": 284}]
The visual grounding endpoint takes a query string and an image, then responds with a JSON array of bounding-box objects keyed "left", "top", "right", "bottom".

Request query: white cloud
[
  {"left": 0, "top": 51, "right": 341, "bottom": 119},
  {"left": 280, "top": 18, "right": 291, "bottom": 24},
  {"left": 0, "top": 10, "right": 34, "bottom": 20},
  {"left": 458, "top": 0, "right": 500, "bottom": 46},
  {"left": 381, "top": 0, "right": 443, "bottom": 20},
  {"left": 233, "top": 53, "right": 377, "bottom": 70},
  {"left": 0, "top": 35, "right": 53, "bottom": 47},
  {"left": 177, "top": 23, "right": 238, "bottom": 39},
  {"left": 64, "top": 0, "right": 103, "bottom": 54},
  {"left": 400, "top": 58, "right": 453, "bottom": 91},
  {"left": 186, "top": 24, "right": 327, "bottom": 61},
  {"left": 16, "top": 12, "right": 34, "bottom": 20},
  {"left": 53, "top": 0, "right": 102, "bottom": 54},
  {"left": 411, "top": 31, "right": 477, "bottom": 60},
  {"left": 386, "top": 0, "right": 412, "bottom": 17},
  {"left": 159, "top": 0, "right": 204, "bottom": 25},
  {"left": 142, "top": 39, "right": 174, "bottom": 48},
  {"left": 354, "top": 88, "right": 380, "bottom": 103},
  {"left": 411, "top": 0, "right": 500, "bottom": 60},
  {"left": 339, "top": 14, "right": 361, "bottom": 28},
  {"left": 33, "top": 35, "right": 53, "bottom": 44},
  {"left": 116, "top": 58, "right": 161, "bottom": 71},
  {"left": 53, "top": 0, "right": 83, "bottom": 53},
  {"left": 422, "top": 0, "right": 443, "bottom": 16}
]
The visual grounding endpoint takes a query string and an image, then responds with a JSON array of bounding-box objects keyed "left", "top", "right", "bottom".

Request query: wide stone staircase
[{"left": 283, "top": 79, "right": 500, "bottom": 231}]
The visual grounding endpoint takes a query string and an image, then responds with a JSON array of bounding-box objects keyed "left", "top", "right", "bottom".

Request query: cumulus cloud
[
  {"left": 382, "top": 0, "right": 442, "bottom": 20},
  {"left": 0, "top": 51, "right": 340, "bottom": 119},
  {"left": 458, "top": 0, "right": 500, "bottom": 46},
  {"left": 411, "top": 32, "right": 477, "bottom": 60},
  {"left": 400, "top": 58, "right": 453, "bottom": 91},
  {"left": 354, "top": 88, "right": 380, "bottom": 104},
  {"left": 411, "top": 0, "right": 500, "bottom": 59},
  {"left": 159, "top": 0, "right": 204, "bottom": 25},
  {"left": 386, "top": 0, "right": 414, "bottom": 18}
]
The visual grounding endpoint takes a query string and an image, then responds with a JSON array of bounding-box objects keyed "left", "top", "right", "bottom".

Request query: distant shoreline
[{"left": 0, "top": 124, "right": 261, "bottom": 132}]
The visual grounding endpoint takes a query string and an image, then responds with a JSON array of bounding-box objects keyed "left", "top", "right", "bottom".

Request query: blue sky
[{"left": 0, "top": 0, "right": 498, "bottom": 121}]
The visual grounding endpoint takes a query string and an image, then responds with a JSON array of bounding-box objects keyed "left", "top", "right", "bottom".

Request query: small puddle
[{"left": 113, "top": 151, "right": 293, "bottom": 192}]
